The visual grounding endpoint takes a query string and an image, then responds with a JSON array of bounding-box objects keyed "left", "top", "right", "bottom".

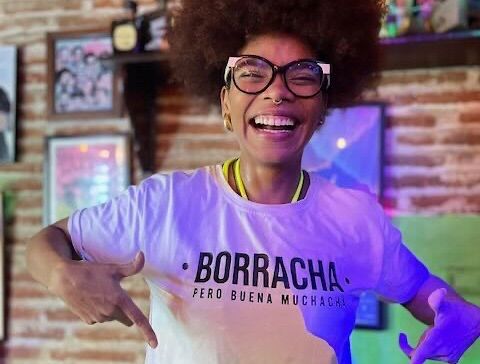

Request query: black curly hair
[{"left": 168, "top": 0, "right": 386, "bottom": 108}]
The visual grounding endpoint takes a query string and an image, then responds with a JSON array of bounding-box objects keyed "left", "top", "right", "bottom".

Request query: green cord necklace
[{"left": 222, "top": 158, "right": 305, "bottom": 203}]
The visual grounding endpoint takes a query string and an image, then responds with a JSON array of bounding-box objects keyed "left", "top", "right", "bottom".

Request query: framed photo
[
  {"left": 47, "top": 29, "right": 121, "bottom": 120},
  {"left": 44, "top": 134, "right": 131, "bottom": 225},
  {"left": 0, "top": 46, "right": 17, "bottom": 163},
  {"left": 303, "top": 103, "right": 386, "bottom": 329},
  {"left": 143, "top": 8, "right": 170, "bottom": 52}
]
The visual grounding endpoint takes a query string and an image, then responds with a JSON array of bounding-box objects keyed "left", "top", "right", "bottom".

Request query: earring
[{"left": 223, "top": 114, "right": 233, "bottom": 131}]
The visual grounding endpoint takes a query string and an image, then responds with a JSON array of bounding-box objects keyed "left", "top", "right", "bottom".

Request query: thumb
[
  {"left": 399, "top": 332, "right": 415, "bottom": 359},
  {"left": 428, "top": 288, "right": 447, "bottom": 315},
  {"left": 114, "top": 251, "right": 145, "bottom": 278}
]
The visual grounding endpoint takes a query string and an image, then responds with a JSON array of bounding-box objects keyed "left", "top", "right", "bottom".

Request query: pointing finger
[
  {"left": 118, "top": 293, "right": 158, "bottom": 348},
  {"left": 399, "top": 332, "right": 415, "bottom": 358}
]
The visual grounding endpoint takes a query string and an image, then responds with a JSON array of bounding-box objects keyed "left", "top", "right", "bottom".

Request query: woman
[{"left": 27, "top": 0, "right": 479, "bottom": 363}]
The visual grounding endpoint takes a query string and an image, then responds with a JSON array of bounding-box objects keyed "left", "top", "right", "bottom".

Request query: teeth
[{"left": 254, "top": 116, "right": 295, "bottom": 126}]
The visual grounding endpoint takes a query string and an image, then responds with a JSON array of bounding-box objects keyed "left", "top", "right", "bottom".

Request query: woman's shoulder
[{"left": 138, "top": 165, "right": 216, "bottom": 193}]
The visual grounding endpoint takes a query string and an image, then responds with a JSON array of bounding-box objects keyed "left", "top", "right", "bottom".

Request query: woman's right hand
[{"left": 48, "top": 251, "right": 158, "bottom": 348}]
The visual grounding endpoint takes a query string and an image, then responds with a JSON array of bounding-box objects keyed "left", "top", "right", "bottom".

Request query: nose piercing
[{"left": 272, "top": 98, "right": 283, "bottom": 105}]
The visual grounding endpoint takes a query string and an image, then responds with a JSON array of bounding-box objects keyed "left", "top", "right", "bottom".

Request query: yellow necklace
[{"left": 222, "top": 158, "right": 305, "bottom": 203}]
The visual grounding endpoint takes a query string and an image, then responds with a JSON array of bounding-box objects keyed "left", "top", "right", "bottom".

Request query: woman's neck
[{"left": 228, "top": 154, "right": 307, "bottom": 204}]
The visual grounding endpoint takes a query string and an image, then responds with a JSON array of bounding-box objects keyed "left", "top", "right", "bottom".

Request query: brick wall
[{"left": 0, "top": 0, "right": 479, "bottom": 362}]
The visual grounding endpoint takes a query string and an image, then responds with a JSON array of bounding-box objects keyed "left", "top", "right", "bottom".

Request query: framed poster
[
  {"left": 303, "top": 103, "right": 386, "bottom": 329},
  {"left": 47, "top": 29, "right": 121, "bottom": 120},
  {"left": 302, "top": 103, "right": 385, "bottom": 197},
  {"left": 44, "top": 134, "right": 131, "bottom": 225},
  {"left": 0, "top": 46, "right": 17, "bottom": 163}
]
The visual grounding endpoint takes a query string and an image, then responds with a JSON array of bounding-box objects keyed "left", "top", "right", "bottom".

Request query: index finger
[{"left": 118, "top": 294, "right": 158, "bottom": 348}]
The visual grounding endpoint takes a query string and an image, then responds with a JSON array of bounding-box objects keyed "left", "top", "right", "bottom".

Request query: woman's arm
[
  {"left": 26, "top": 218, "right": 80, "bottom": 288},
  {"left": 26, "top": 218, "right": 158, "bottom": 348},
  {"left": 399, "top": 274, "right": 480, "bottom": 363},
  {"left": 402, "top": 274, "right": 461, "bottom": 324}
]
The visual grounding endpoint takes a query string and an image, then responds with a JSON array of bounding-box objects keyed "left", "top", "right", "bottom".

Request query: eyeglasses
[{"left": 224, "top": 55, "right": 331, "bottom": 98}]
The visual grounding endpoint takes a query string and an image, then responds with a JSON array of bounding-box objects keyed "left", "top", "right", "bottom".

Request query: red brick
[
  {"left": 157, "top": 122, "right": 224, "bottom": 135},
  {"left": 0, "top": 19, "right": 48, "bottom": 36},
  {"left": 410, "top": 195, "right": 480, "bottom": 212},
  {"left": 386, "top": 114, "right": 436, "bottom": 128},
  {"left": 15, "top": 327, "right": 65, "bottom": 340},
  {"left": 18, "top": 141, "right": 43, "bottom": 155},
  {"left": 396, "top": 133, "right": 435, "bottom": 146},
  {"left": 18, "top": 125, "right": 46, "bottom": 138},
  {"left": 0, "top": 345, "right": 42, "bottom": 359},
  {"left": 18, "top": 108, "right": 47, "bottom": 122},
  {"left": 74, "top": 326, "right": 142, "bottom": 341},
  {"left": 12, "top": 271, "right": 37, "bottom": 283},
  {"left": 387, "top": 175, "right": 443, "bottom": 188},
  {"left": 11, "top": 284, "right": 49, "bottom": 299},
  {"left": 439, "top": 130, "right": 480, "bottom": 145},
  {"left": 22, "top": 68, "right": 47, "bottom": 85},
  {"left": 12, "top": 215, "right": 43, "bottom": 226},
  {"left": 53, "top": 125, "right": 126, "bottom": 136},
  {"left": 459, "top": 110, "right": 480, "bottom": 124},
  {"left": 380, "top": 71, "right": 468, "bottom": 85},
  {"left": 386, "top": 91, "right": 480, "bottom": 105},
  {"left": 50, "top": 349, "right": 137, "bottom": 362},
  {"left": 10, "top": 306, "right": 41, "bottom": 320},
  {"left": 385, "top": 154, "right": 445, "bottom": 167},
  {"left": 56, "top": 15, "right": 116, "bottom": 29},
  {"left": 46, "top": 308, "right": 79, "bottom": 322},
  {"left": 2, "top": 0, "right": 83, "bottom": 12},
  {"left": 22, "top": 89, "right": 48, "bottom": 105},
  {"left": 0, "top": 162, "right": 42, "bottom": 173},
  {"left": 410, "top": 195, "right": 451, "bottom": 208},
  {"left": 7, "top": 178, "right": 42, "bottom": 192},
  {"left": 16, "top": 195, "right": 43, "bottom": 209}
]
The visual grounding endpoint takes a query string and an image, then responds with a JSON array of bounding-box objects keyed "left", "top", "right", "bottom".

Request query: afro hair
[{"left": 167, "top": 0, "right": 386, "bottom": 108}]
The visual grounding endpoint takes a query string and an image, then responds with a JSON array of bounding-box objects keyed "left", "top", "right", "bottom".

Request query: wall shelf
[{"left": 380, "top": 30, "right": 480, "bottom": 70}]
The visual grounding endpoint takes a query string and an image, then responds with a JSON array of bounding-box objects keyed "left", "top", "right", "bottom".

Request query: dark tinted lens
[
  {"left": 233, "top": 57, "right": 272, "bottom": 93},
  {"left": 286, "top": 61, "right": 323, "bottom": 97}
]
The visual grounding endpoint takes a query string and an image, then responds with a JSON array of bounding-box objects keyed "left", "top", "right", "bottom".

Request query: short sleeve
[
  {"left": 68, "top": 183, "right": 145, "bottom": 264},
  {"left": 374, "top": 213, "right": 430, "bottom": 304}
]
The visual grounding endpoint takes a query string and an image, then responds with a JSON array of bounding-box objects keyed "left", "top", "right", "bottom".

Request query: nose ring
[{"left": 272, "top": 98, "right": 283, "bottom": 105}]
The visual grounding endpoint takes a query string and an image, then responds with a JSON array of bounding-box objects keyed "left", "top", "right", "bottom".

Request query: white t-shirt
[{"left": 68, "top": 165, "right": 429, "bottom": 364}]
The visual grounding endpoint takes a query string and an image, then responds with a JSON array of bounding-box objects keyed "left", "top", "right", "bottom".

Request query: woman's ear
[{"left": 220, "top": 86, "right": 231, "bottom": 116}]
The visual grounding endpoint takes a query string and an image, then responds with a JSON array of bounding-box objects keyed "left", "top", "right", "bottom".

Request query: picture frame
[
  {"left": 0, "top": 46, "right": 17, "bottom": 163},
  {"left": 302, "top": 102, "right": 385, "bottom": 198},
  {"left": 47, "top": 29, "right": 122, "bottom": 120},
  {"left": 143, "top": 8, "right": 170, "bottom": 52},
  {"left": 303, "top": 102, "right": 386, "bottom": 329},
  {"left": 354, "top": 291, "right": 385, "bottom": 330},
  {"left": 44, "top": 134, "right": 131, "bottom": 226}
]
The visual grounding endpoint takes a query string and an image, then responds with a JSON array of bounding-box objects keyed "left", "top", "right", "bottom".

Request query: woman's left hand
[{"left": 399, "top": 288, "right": 480, "bottom": 364}]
